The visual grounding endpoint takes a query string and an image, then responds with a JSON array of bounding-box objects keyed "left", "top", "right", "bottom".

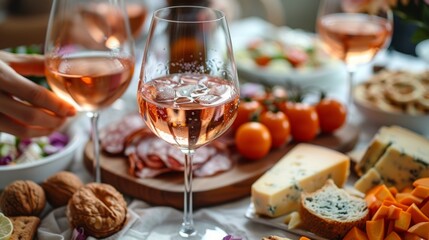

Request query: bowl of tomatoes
[{"left": 233, "top": 83, "right": 347, "bottom": 160}]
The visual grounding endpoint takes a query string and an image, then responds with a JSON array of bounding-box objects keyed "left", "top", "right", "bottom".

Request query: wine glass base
[{"left": 144, "top": 220, "right": 228, "bottom": 240}]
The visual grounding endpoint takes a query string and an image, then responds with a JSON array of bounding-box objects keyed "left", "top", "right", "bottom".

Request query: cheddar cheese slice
[{"left": 251, "top": 143, "right": 350, "bottom": 217}]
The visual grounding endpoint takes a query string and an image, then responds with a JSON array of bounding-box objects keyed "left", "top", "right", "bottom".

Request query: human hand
[{"left": 0, "top": 51, "right": 77, "bottom": 138}]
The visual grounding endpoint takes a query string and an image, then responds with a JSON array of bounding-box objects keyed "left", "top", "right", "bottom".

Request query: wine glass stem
[
  {"left": 346, "top": 68, "right": 355, "bottom": 110},
  {"left": 89, "top": 112, "right": 101, "bottom": 183},
  {"left": 180, "top": 151, "right": 196, "bottom": 238}
]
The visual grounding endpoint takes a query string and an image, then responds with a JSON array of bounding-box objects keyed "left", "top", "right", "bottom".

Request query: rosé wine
[
  {"left": 318, "top": 13, "right": 391, "bottom": 66},
  {"left": 45, "top": 53, "right": 134, "bottom": 111},
  {"left": 138, "top": 73, "right": 239, "bottom": 150}
]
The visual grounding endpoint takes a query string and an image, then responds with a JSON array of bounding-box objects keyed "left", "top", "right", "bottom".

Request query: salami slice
[
  {"left": 122, "top": 124, "right": 233, "bottom": 178},
  {"left": 193, "top": 152, "right": 233, "bottom": 177},
  {"left": 100, "top": 113, "right": 145, "bottom": 154},
  {"left": 136, "top": 166, "right": 173, "bottom": 178},
  {"left": 138, "top": 138, "right": 168, "bottom": 169}
]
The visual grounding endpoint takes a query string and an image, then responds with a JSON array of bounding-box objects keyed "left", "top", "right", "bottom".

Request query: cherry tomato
[
  {"left": 254, "top": 55, "right": 271, "bottom": 66},
  {"left": 283, "top": 102, "right": 319, "bottom": 142},
  {"left": 284, "top": 48, "right": 308, "bottom": 67},
  {"left": 232, "top": 99, "right": 262, "bottom": 131},
  {"left": 260, "top": 111, "right": 290, "bottom": 148},
  {"left": 315, "top": 99, "right": 347, "bottom": 133},
  {"left": 235, "top": 122, "right": 272, "bottom": 160}
]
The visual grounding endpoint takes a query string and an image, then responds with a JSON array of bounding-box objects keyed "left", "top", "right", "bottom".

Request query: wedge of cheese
[
  {"left": 355, "top": 125, "right": 429, "bottom": 176},
  {"left": 354, "top": 125, "right": 429, "bottom": 193},
  {"left": 251, "top": 143, "right": 350, "bottom": 217},
  {"left": 354, "top": 168, "right": 382, "bottom": 193}
]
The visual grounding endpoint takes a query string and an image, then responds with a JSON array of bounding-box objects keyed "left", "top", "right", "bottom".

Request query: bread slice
[
  {"left": 9, "top": 216, "right": 40, "bottom": 240},
  {"left": 300, "top": 179, "right": 369, "bottom": 240}
]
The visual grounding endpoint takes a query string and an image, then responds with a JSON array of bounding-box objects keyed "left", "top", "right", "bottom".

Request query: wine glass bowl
[
  {"left": 138, "top": 74, "right": 239, "bottom": 150},
  {"left": 137, "top": 6, "right": 239, "bottom": 239},
  {"left": 317, "top": 0, "right": 392, "bottom": 105},
  {"left": 125, "top": 1, "right": 148, "bottom": 38},
  {"left": 44, "top": 0, "right": 135, "bottom": 182}
]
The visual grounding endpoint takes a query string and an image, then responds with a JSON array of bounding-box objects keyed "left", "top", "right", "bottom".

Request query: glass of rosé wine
[
  {"left": 44, "top": 0, "right": 135, "bottom": 183},
  {"left": 317, "top": 0, "right": 392, "bottom": 106},
  {"left": 137, "top": 6, "right": 239, "bottom": 239}
]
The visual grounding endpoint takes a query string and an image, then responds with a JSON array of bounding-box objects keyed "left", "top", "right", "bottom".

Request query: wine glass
[
  {"left": 125, "top": 0, "right": 148, "bottom": 40},
  {"left": 137, "top": 6, "right": 239, "bottom": 239},
  {"left": 317, "top": 0, "right": 393, "bottom": 107},
  {"left": 44, "top": 0, "right": 135, "bottom": 183}
]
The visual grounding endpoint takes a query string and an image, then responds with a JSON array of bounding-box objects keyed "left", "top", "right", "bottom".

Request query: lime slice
[{"left": 0, "top": 213, "right": 13, "bottom": 240}]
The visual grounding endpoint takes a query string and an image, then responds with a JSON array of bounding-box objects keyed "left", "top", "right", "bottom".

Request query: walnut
[
  {"left": 42, "top": 171, "right": 83, "bottom": 207},
  {"left": 0, "top": 180, "right": 46, "bottom": 217},
  {"left": 67, "top": 183, "right": 127, "bottom": 238}
]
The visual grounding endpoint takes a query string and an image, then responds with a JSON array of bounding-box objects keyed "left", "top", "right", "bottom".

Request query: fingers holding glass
[{"left": 44, "top": 0, "right": 135, "bottom": 183}]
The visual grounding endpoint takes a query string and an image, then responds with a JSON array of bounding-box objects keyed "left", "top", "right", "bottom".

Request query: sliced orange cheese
[
  {"left": 407, "top": 222, "right": 429, "bottom": 239},
  {"left": 413, "top": 178, "right": 429, "bottom": 188},
  {"left": 384, "top": 231, "right": 401, "bottom": 240},
  {"left": 343, "top": 227, "right": 368, "bottom": 240},
  {"left": 366, "top": 218, "right": 385, "bottom": 240},
  {"left": 406, "top": 203, "right": 429, "bottom": 224},
  {"left": 396, "top": 192, "right": 424, "bottom": 206},
  {"left": 382, "top": 199, "right": 408, "bottom": 211},
  {"left": 419, "top": 200, "right": 429, "bottom": 217},
  {"left": 411, "top": 185, "right": 429, "bottom": 199},
  {"left": 394, "top": 210, "right": 411, "bottom": 232}
]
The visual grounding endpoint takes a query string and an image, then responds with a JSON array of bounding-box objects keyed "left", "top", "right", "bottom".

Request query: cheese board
[{"left": 83, "top": 123, "right": 359, "bottom": 209}]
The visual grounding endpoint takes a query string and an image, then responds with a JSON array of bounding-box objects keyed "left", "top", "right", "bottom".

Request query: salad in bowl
[
  {"left": 231, "top": 18, "right": 342, "bottom": 87},
  {"left": 0, "top": 132, "right": 69, "bottom": 166},
  {"left": 0, "top": 119, "right": 85, "bottom": 189}
]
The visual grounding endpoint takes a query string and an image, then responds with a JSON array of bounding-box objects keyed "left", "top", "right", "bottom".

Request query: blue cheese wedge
[
  {"left": 354, "top": 168, "right": 382, "bottom": 193},
  {"left": 354, "top": 125, "right": 429, "bottom": 193},
  {"left": 251, "top": 143, "right": 350, "bottom": 217},
  {"left": 355, "top": 125, "right": 429, "bottom": 176}
]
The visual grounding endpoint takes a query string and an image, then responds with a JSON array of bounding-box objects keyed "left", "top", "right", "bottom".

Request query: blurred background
[
  {"left": 0, "top": 0, "right": 420, "bottom": 55},
  {"left": 0, "top": 0, "right": 324, "bottom": 49}
]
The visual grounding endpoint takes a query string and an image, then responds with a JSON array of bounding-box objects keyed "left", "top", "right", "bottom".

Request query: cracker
[{"left": 9, "top": 216, "right": 40, "bottom": 240}]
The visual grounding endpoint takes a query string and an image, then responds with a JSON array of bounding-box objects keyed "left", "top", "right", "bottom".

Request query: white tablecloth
[{"left": 37, "top": 18, "right": 429, "bottom": 240}]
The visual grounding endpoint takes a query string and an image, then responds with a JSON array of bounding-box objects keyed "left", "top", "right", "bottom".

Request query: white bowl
[
  {"left": 236, "top": 59, "right": 342, "bottom": 88},
  {"left": 354, "top": 97, "right": 429, "bottom": 135},
  {"left": 415, "top": 39, "right": 429, "bottom": 64},
  {"left": 231, "top": 18, "right": 344, "bottom": 90},
  {"left": 0, "top": 119, "right": 85, "bottom": 189}
]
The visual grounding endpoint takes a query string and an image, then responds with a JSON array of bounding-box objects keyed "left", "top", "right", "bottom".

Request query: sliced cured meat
[
  {"left": 140, "top": 138, "right": 168, "bottom": 169},
  {"left": 127, "top": 152, "right": 144, "bottom": 177},
  {"left": 136, "top": 166, "right": 173, "bottom": 178},
  {"left": 166, "top": 145, "right": 217, "bottom": 171},
  {"left": 146, "top": 138, "right": 169, "bottom": 167},
  {"left": 123, "top": 124, "right": 233, "bottom": 178},
  {"left": 194, "top": 152, "right": 234, "bottom": 177},
  {"left": 100, "top": 113, "right": 145, "bottom": 154}
]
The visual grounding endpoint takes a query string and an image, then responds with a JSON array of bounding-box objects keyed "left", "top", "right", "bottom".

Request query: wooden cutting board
[{"left": 83, "top": 123, "right": 359, "bottom": 209}]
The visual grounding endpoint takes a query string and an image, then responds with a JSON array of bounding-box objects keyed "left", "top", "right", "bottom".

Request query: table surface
[{"left": 41, "top": 18, "right": 429, "bottom": 240}]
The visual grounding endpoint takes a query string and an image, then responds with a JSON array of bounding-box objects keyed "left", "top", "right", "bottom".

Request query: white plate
[
  {"left": 231, "top": 18, "right": 344, "bottom": 89},
  {"left": 0, "top": 118, "right": 86, "bottom": 189},
  {"left": 415, "top": 39, "right": 429, "bottom": 64},
  {"left": 353, "top": 98, "right": 429, "bottom": 135},
  {"left": 244, "top": 203, "right": 327, "bottom": 240}
]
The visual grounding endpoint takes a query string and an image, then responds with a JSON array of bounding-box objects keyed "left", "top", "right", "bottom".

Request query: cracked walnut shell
[
  {"left": 67, "top": 183, "right": 127, "bottom": 238},
  {"left": 42, "top": 171, "right": 84, "bottom": 207},
  {"left": 0, "top": 180, "right": 46, "bottom": 217}
]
